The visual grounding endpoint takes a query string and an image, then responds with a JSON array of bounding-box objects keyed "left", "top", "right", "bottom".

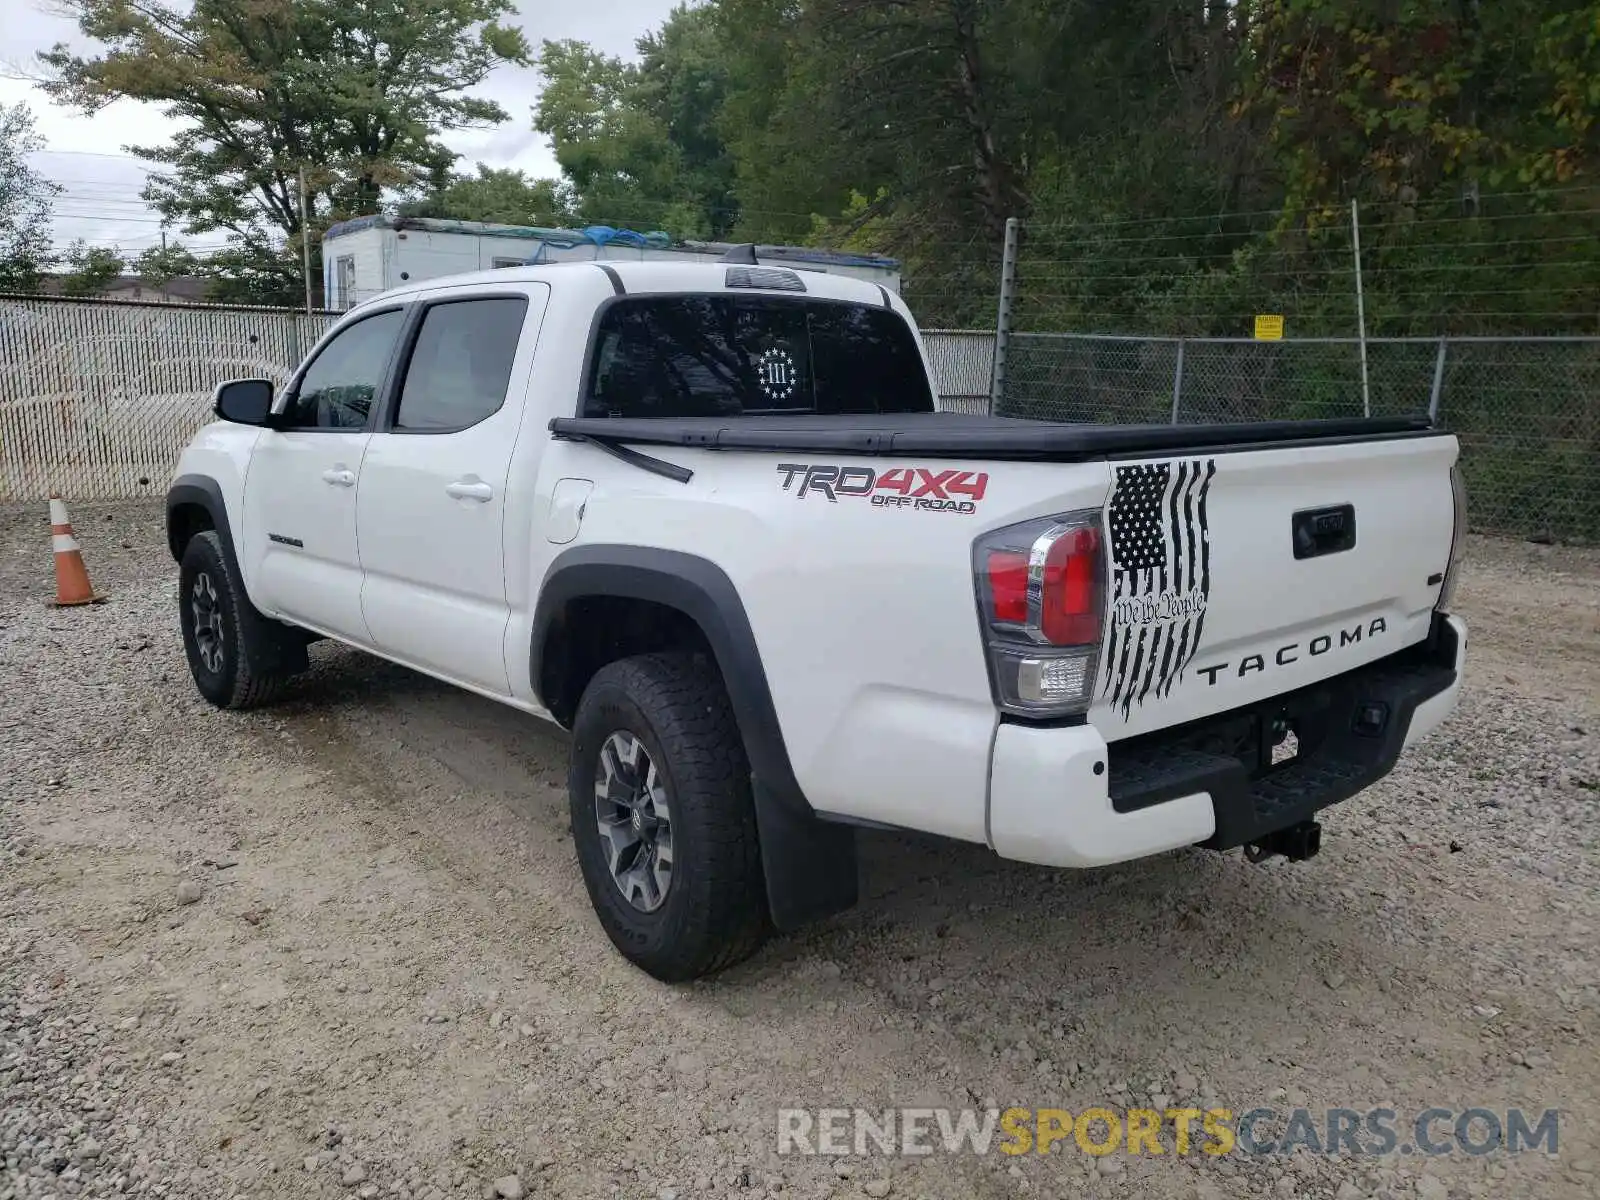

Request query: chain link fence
[
  {"left": 1000, "top": 333, "right": 1600, "bottom": 542},
  {"left": 1002, "top": 334, "right": 1445, "bottom": 424},
  {"left": 1, "top": 295, "right": 335, "bottom": 501},
  {"left": 3, "top": 294, "right": 1593, "bottom": 541},
  {"left": 920, "top": 329, "right": 994, "bottom": 415},
  {"left": 1430, "top": 339, "right": 1600, "bottom": 543}
]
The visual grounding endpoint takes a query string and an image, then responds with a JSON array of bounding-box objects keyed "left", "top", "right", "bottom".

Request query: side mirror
[{"left": 213, "top": 378, "right": 274, "bottom": 426}]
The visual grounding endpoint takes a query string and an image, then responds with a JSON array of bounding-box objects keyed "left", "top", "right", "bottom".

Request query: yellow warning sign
[{"left": 1254, "top": 314, "right": 1285, "bottom": 341}]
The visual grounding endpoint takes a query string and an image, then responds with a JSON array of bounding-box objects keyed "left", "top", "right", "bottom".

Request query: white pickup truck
[{"left": 166, "top": 255, "right": 1467, "bottom": 980}]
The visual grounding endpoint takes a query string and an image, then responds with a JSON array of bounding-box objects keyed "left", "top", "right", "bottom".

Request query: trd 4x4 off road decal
[
  {"left": 1101, "top": 458, "right": 1216, "bottom": 718},
  {"left": 776, "top": 463, "right": 988, "bottom": 514}
]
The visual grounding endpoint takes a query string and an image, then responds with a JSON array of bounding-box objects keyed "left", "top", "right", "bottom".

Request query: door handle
[
  {"left": 446, "top": 479, "right": 494, "bottom": 502},
  {"left": 321, "top": 467, "right": 356, "bottom": 487},
  {"left": 1292, "top": 504, "right": 1356, "bottom": 559}
]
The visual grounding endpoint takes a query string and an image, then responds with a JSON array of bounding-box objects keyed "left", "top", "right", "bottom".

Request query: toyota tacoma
[{"left": 165, "top": 256, "right": 1468, "bottom": 980}]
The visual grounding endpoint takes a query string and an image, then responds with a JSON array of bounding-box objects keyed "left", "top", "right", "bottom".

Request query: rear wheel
[
  {"left": 178, "top": 532, "right": 298, "bottom": 710},
  {"left": 568, "top": 653, "right": 769, "bottom": 981}
]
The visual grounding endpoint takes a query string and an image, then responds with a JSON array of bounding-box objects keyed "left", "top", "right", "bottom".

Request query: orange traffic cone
[{"left": 49, "top": 493, "right": 105, "bottom": 607}]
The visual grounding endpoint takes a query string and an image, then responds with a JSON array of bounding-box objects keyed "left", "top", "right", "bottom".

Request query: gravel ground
[{"left": 2, "top": 502, "right": 1597, "bottom": 1200}]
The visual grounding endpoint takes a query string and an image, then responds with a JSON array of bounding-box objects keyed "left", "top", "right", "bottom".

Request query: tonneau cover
[{"left": 549, "top": 413, "right": 1437, "bottom": 462}]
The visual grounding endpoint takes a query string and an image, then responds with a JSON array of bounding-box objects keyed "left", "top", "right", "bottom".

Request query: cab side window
[{"left": 280, "top": 309, "right": 405, "bottom": 430}]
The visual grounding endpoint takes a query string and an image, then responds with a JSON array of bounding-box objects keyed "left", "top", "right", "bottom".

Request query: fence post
[
  {"left": 299, "top": 166, "right": 315, "bottom": 316},
  {"left": 1170, "top": 338, "right": 1186, "bottom": 424},
  {"left": 1428, "top": 337, "right": 1448, "bottom": 423},
  {"left": 1351, "top": 198, "right": 1371, "bottom": 418},
  {"left": 990, "top": 216, "right": 1020, "bottom": 414}
]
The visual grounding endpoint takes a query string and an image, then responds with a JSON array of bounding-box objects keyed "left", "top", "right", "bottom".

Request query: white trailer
[{"left": 321, "top": 215, "right": 902, "bottom": 310}]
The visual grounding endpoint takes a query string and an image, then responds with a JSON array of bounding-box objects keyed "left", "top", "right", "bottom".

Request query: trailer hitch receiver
[{"left": 1244, "top": 820, "right": 1323, "bottom": 863}]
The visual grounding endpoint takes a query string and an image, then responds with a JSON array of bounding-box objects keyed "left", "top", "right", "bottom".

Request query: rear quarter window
[
  {"left": 393, "top": 296, "right": 527, "bottom": 432},
  {"left": 583, "top": 295, "right": 934, "bottom": 418}
]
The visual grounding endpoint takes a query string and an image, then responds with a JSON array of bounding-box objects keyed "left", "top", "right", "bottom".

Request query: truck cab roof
[{"left": 355, "top": 259, "right": 896, "bottom": 312}]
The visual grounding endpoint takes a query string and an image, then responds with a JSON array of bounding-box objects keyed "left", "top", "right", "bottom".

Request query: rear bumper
[{"left": 987, "top": 614, "right": 1465, "bottom": 868}]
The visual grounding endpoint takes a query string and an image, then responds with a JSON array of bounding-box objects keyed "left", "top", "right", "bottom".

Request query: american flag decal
[{"left": 1101, "top": 458, "right": 1216, "bottom": 718}]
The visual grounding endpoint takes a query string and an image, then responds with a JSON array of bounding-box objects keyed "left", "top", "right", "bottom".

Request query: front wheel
[
  {"left": 568, "top": 653, "right": 769, "bottom": 981},
  {"left": 177, "top": 531, "right": 295, "bottom": 710}
]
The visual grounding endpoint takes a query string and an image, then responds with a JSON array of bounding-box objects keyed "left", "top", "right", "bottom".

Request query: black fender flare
[
  {"left": 531, "top": 544, "right": 858, "bottom": 929},
  {"left": 532, "top": 545, "right": 800, "bottom": 803},
  {"left": 164, "top": 473, "right": 310, "bottom": 670},
  {"left": 166, "top": 474, "right": 237, "bottom": 564}
]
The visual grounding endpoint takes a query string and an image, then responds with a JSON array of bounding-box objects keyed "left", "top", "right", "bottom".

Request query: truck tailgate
[{"left": 1090, "top": 432, "right": 1459, "bottom": 740}]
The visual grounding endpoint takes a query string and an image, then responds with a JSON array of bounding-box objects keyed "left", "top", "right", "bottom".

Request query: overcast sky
[{"left": 0, "top": 0, "right": 681, "bottom": 261}]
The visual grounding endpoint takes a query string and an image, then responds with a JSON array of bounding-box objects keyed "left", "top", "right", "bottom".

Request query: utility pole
[
  {"left": 297, "top": 169, "right": 312, "bottom": 320},
  {"left": 1351, "top": 198, "right": 1371, "bottom": 418}
]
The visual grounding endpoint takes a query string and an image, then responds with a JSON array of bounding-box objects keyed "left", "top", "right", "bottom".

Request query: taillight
[
  {"left": 1040, "top": 525, "right": 1101, "bottom": 645},
  {"left": 1437, "top": 463, "right": 1467, "bottom": 611},
  {"left": 986, "top": 550, "right": 1030, "bottom": 624},
  {"left": 974, "top": 511, "right": 1106, "bottom": 717}
]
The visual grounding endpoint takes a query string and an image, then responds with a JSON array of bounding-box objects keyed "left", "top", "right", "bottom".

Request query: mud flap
[{"left": 752, "top": 778, "right": 858, "bottom": 931}]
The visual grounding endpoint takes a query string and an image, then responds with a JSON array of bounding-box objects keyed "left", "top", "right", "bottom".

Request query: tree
[
  {"left": 133, "top": 239, "right": 205, "bottom": 299},
  {"left": 1240, "top": 0, "right": 1600, "bottom": 208},
  {"left": 632, "top": 5, "right": 740, "bottom": 235},
  {"left": 534, "top": 40, "right": 686, "bottom": 233},
  {"left": 402, "top": 164, "right": 575, "bottom": 226},
  {"left": 57, "top": 239, "right": 124, "bottom": 296},
  {"left": 1225, "top": 0, "right": 1600, "bottom": 337},
  {"left": 134, "top": 239, "right": 203, "bottom": 287},
  {"left": 534, "top": 4, "right": 739, "bottom": 237},
  {"left": 0, "top": 102, "right": 60, "bottom": 294},
  {"left": 706, "top": 0, "right": 1051, "bottom": 322},
  {"left": 40, "top": 0, "right": 531, "bottom": 306},
  {"left": 699, "top": 0, "right": 1600, "bottom": 334}
]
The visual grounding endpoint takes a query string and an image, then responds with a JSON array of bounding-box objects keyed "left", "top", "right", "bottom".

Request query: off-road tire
[
  {"left": 568, "top": 652, "right": 770, "bottom": 981},
  {"left": 178, "top": 531, "right": 297, "bottom": 710}
]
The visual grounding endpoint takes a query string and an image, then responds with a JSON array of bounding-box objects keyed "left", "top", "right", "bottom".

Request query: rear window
[{"left": 583, "top": 295, "right": 934, "bottom": 418}]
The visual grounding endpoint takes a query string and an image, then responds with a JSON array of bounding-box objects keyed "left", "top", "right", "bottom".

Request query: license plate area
[
  {"left": 1107, "top": 616, "right": 1459, "bottom": 834},
  {"left": 1259, "top": 710, "right": 1303, "bottom": 772}
]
